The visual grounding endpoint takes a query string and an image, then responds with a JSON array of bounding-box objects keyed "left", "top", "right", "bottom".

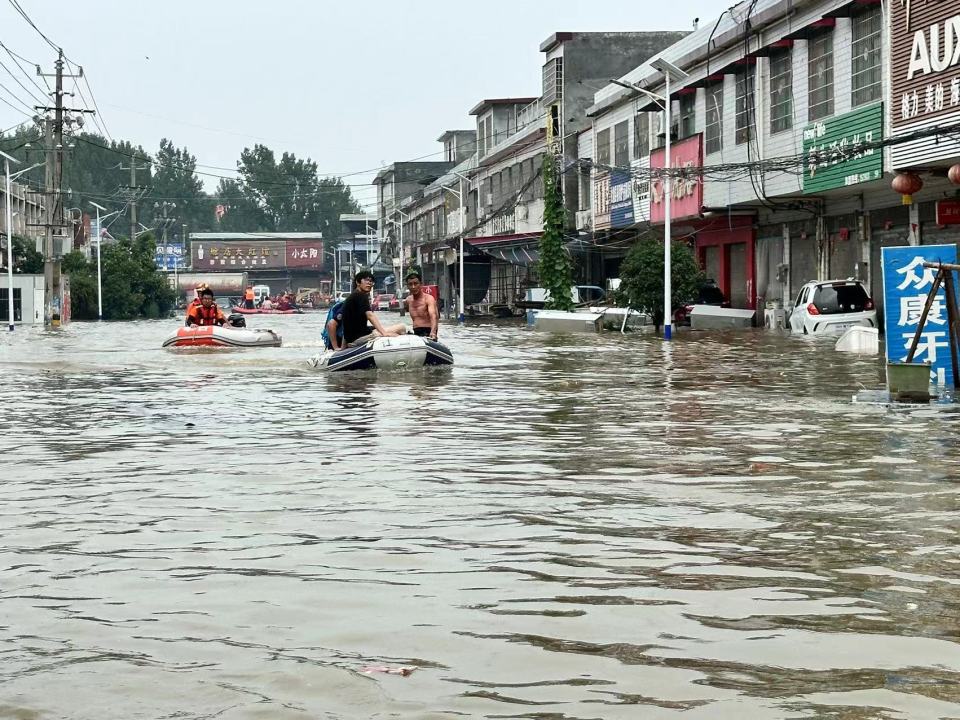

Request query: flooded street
[{"left": 2, "top": 315, "right": 960, "bottom": 719}]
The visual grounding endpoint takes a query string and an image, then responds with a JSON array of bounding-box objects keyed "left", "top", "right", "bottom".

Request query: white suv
[{"left": 789, "top": 280, "right": 877, "bottom": 335}]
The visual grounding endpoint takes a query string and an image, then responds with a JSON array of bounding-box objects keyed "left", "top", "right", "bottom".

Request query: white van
[{"left": 253, "top": 285, "right": 270, "bottom": 305}]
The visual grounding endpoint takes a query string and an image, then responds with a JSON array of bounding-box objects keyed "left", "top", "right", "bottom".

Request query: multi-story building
[
  {"left": 335, "top": 214, "right": 386, "bottom": 293},
  {"left": 0, "top": 179, "right": 44, "bottom": 254},
  {"left": 586, "top": 0, "right": 960, "bottom": 320},
  {"left": 392, "top": 31, "right": 688, "bottom": 315},
  {"left": 372, "top": 132, "right": 476, "bottom": 292}
]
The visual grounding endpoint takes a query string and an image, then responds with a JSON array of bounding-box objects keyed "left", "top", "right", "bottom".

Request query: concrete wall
[{"left": 0, "top": 274, "right": 44, "bottom": 325}]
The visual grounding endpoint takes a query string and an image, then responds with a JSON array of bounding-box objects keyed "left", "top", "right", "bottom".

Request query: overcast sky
[{"left": 1, "top": 0, "right": 733, "bottom": 211}]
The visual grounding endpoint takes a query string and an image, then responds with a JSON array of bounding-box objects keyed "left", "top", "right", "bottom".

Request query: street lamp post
[
  {"left": 611, "top": 60, "right": 689, "bottom": 341},
  {"left": 89, "top": 202, "right": 121, "bottom": 321},
  {"left": 2, "top": 151, "right": 42, "bottom": 331},
  {"left": 650, "top": 58, "right": 690, "bottom": 341}
]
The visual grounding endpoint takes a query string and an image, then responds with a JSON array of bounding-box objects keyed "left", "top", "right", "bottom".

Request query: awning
[{"left": 464, "top": 231, "right": 541, "bottom": 266}]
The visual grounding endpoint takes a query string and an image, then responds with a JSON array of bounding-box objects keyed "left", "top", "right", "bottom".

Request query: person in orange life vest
[
  {"left": 189, "top": 283, "right": 209, "bottom": 309},
  {"left": 186, "top": 288, "right": 226, "bottom": 326},
  {"left": 243, "top": 286, "right": 255, "bottom": 309}
]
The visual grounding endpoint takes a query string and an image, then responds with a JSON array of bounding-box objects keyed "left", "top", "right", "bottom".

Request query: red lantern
[
  {"left": 892, "top": 172, "right": 923, "bottom": 205},
  {"left": 948, "top": 163, "right": 960, "bottom": 186}
]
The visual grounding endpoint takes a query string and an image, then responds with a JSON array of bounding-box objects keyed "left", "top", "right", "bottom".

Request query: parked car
[
  {"left": 788, "top": 280, "right": 876, "bottom": 335},
  {"left": 673, "top": 280, "right": 730, "bottom": 326},
  {"left": 374, "top": 293, "right": 397, "bottom": 311}
]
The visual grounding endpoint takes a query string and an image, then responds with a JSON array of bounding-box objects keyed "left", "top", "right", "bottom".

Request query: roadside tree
[{"left": 617, "top": 235, "right": 704, "bottom": 331}]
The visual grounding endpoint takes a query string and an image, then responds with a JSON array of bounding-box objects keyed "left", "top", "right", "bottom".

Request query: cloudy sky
[{"left": 1, "top": 0, "right": 733, "bottom": 210}]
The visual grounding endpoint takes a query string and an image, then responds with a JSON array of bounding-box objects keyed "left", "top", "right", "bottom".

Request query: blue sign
[
  {"left": 609, "top": 169, "right": 634, "bottom": 228},
  {"left": 154, "top": 243, "right": 185, "bottom": 271},
  {"left": 882, "top": 243, "right": 958, "bottom": 387}
]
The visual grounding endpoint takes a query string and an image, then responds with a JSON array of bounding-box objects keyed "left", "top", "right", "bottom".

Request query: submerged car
[
  {"left": 789, "top": 280, "right": 876, "bottom": 335},
  {"left": 673, "top": 280, "right": 730, "bottom": 325}
]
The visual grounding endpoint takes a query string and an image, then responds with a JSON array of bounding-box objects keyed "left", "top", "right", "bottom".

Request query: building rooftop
[
  {"left": 190, "top": 232, "right": 324, "bottom": 240},
  {"left": 339, "top": 213, "right": 376, "bottom": 223},
  {"left": 436, "top": 129, "right": 476, "bottom": 142},
  {"left": 469, "top": 98, "right": 538, "bottom": 116},
  {"left": 588, "top": 0, "right": 782, "bottom": 116}
]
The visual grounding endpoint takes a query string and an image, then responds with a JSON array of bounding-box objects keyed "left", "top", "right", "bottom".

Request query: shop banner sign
[
  {"left": 193, "top": 241, "right": 286, "bottom": 269},
  {"left": 631, "top": 158, "right": 650, "bottom": 224},
  {"left": 285, "top": 241, "right": 324, "bottom": 267},
  {"left": 593, "top": 170, "right": 611, "bottom": 231},
  {"left": 803, "top": 103, "right": 883, "bottom": 193},
  {"left": 882, "top": 243, "right": 958, "bottom": 387},
  {"left": 609, "top": 169, "right": 634, "bottom": 228},
  {"left": 650, "top": 134, "right": 703, "bottom": 223},
  {"left": 936, "top": 199, "right": 960, "bottom": 226},
  {"left": 154, "top": 243, "right": 184, "bottom": 270}
]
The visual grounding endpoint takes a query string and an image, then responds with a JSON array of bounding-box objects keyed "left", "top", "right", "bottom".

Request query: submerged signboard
[{"left": 882, "top": 243, "right": 958, "bottom": 387}]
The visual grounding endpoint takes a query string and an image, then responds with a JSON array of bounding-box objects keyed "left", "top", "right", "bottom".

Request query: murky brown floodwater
[{"left": 2, "top": 313, "right": 960, "bottom": 719}]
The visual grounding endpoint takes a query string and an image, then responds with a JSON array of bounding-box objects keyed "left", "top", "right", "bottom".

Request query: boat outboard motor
[{"left": 227, "top": 313, "right": 246, "bottom": 328}]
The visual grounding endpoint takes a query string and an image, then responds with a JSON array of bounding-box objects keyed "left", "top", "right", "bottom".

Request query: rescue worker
[
  {"left": 189, "top": 283, "right": 209, "bottom": 309},
  {"left": 243, "top": 286, "right": 255, "bottom": 309},
  {"left": 185, "top": 288, "right": 226, "bottom": 327}
]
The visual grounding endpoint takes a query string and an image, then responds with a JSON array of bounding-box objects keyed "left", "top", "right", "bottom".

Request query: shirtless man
[{"left": 404, "top": 270, "right": 439, "bottom": 341}]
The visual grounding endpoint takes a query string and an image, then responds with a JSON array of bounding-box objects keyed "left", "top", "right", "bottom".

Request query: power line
[
  {"left": 0, "top": 39, "right": 47, "bottom": 98},
  {"left": 6, "top": 0, "right": 60, "bottom": 54}
]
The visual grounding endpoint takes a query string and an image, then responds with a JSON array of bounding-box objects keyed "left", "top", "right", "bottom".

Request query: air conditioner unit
[{"left": 516, "top": 204, "right": 528, "bottom": 221}]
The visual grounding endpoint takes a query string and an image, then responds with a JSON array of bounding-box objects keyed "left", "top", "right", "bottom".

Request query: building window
[
  {"left": 769, "top": 49, "right": 793, "bottom": 134},
  {"left": 851, "top": 8, "right": 881, "bottom": 107},
  {"left": 542, "top": 58, "right": 563, "bottom": 104},
  {"left": 705, "top": 82, "right": 724, "bottom": 155},
  {"left": 679, "top": 92, "right": 696, "bottom": 138},
  {"left": 735, "top": 70, "right": 755, "bottom": 144},
  {"left": 808, "top": 30, "right": 834, "bottom": 121},
  {"left": 596, "top": 128, "right": 611, "bottom": 166},
  {"left": 633, "top": 113, "right": 649, "bottom": 159},
  {"left": 613, "top": 121, "right": 629, "bottom": 167}
]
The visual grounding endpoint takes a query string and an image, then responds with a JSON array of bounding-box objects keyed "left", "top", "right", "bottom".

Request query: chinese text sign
[{"left": 882, "top": 243, "right": 958, "bottom": 387}]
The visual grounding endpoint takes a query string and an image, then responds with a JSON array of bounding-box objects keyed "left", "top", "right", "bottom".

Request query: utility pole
[
  {"left": 33, "top": 50, "right": 92, "bottom": 327},
  {"left": 121, "top": 160, "right": 150, "bottom": 242}
]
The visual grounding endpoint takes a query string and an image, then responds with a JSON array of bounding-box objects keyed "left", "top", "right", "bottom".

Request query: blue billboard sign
[
  {"left": 882, "top": 243, "right": 958, "bottom": 387},
  {"left": 609, "top": 169, "right": 634, "bottom": 228},
  {"left": 154, "top": 243, "right": 185, "bottom": 271}
]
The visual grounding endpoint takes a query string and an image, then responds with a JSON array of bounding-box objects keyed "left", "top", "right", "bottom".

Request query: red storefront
[
  {"left": 694, "top": 215, "right": 756, "bottom": 310},
  {"left": 650, "top": 134, "right": 756, "bottom": 309}
]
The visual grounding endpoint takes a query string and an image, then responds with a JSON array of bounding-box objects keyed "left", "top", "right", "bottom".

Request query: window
[
  {"left": 542, "top": 58, "right": 563, "bottom": 104},
  {"left": 851, "top": 8, "right": 881, "bottom": 107},
  {"left": 613, "top": 121, "right": 629, "bottom": 167},
  {"left": 483, "top": 116, "right": 493, "bottom": 154},
  {"left": 633, "top": 113, "right": 650, "bottom": 159},
  {"left": 679, "top": 92, "right": 696, "bottom": 138},
  {"left": 808, "top": 31, "right": 834, "bottom": 121},
  {"left": 735, "top": 71, "right": 755, "bottom": 144},
  {"left": 596, "top": 128, "right": 611, "bottom": 165},
  {"left": 769, "top": 49, "right": 793, "bottom": 133},
  {"left": 705, "top": 82, "right": 724, "bottom": 154},
  {"left": 0, "top": 288, "right": 21, "bottom": 322}
]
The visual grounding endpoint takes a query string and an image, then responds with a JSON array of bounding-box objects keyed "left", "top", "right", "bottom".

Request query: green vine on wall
[{"left": 537, "top": 155, "right": 574, "bottom": 311}]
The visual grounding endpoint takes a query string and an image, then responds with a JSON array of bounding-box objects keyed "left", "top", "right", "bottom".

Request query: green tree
[
  {"left": 617, "top": 235, "right": 704, "bottom": 331},
  {"left": 537, "top": 155, "right": 574, "bottom": 311},
  {"left": 215, "top": 144, "right": 360, "bottom": 236},
  {"left": 60, "top": 233, "right": 174, "bottom": 320},
  {"left": 149, "top": 139, "right": 212, "bottom": 237},
  {"left": 12, "top": 236, "right": 43, "bottom": 273}
]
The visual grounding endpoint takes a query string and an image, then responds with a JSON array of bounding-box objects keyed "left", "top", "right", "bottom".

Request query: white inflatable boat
[
  {"left": 307, "top": 334, "right": 453, "bottom": 372},
  {"left": 162, "top": 325, "right": 282, "bottom": 349}
]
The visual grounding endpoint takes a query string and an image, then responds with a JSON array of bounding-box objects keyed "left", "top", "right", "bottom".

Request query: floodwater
[{"left": 1, "top": 313, "right": 960, "bottom": 720}]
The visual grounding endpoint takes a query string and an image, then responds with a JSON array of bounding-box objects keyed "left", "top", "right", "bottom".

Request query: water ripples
[{"left": 2, "top": 315, "right": 960, "bottom": 718}]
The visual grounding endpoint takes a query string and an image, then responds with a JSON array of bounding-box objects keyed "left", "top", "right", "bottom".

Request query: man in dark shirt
[{"left": 340, "top": 270, "right": 407, "bottom": 346}]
